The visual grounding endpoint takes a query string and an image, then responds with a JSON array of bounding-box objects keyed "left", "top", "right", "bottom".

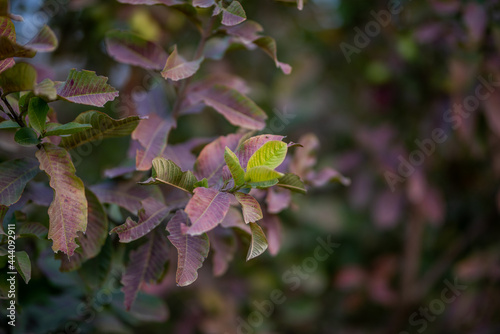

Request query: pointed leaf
[
  {"left": 56, "top": 69, "right": 119, "bottom": 107},
  {"left": 311, "top": 167, "right": 351, "bottom": 187},
  {"left": 245, "top": 166, "right": 283, "bottom": 184},
  {"left": 194, "top": 133, "right": 243, "bottom": 185},
  {"left": 34, "top": 78, "right": 57, "bottom": 100},
  {"left": 193, "top": 178, "right": 208, "bottom": 188},
  {"left": 36, "top": 143, "right": 88, "bottom": 256},
  {"left": 141, "top": 158, "right": 197, "bottom": 193},
  {"left": 277, "top": 173, "right": 307, "bottom": 194},
  {"left": 221, "top": 1, "right": 246, "bottom": 26},
  {"left": 246, "top": 222, "right": 267, "bottom": 261},
  {"left": 132, "top": 113, "right": 175, "bottom": 171},
  {"left": 121, "top": 228, "right": 169, "bottom": 310},
  {"left": 14, "top": 127, "right": 40, "bottom": 146},
  {"left": 247, "top": 140, "right": 287, "bottom": 170},
  {"left": 0, "top": 36, "right": 36, "bottom": 60},
  {"left": 0, "top": 62, "right": 37, "bottom": 96},
  {"left": 253, "top": 37, "right": 292, "bottom": 75},
  {"left": 0, "top": 158, "right": 39, "bottom": 206},
  {"left": 44, "top": 122, "right": 92, "bottom": 136},
  {"left": 167, "top": 210, "right": 209, "bottom": 286},
  {"left": 197, "top": 85, "right": 267, "bottom": 130},
  {"left": 234, "top": 192, "right": 262, "bottom": 223},
  {"left": 236, "top": 134, "right": 284, "bottom": 169},
  {"left": 25, "top": 25, "right": 58, "bottom": 52},
  {"left": 105, "top": 30, "right": 168, "bottom": 70},
  {"left": 224, "top": 146, "right": 245, "bottom": 186},
  {"left": 110, "top": 197, "right": 171, "bottom": 242},
  {"left": 28, "top": 97, "right": 49, "bottom": 133},
  {"left": 185, "top": 187, "right": 231, "bottom": 235},
  {"left": 58, "top": 189, "right": 109, "bottom": 271},
  {"left": 161, "top": 45, "right": 203, "bottom": 81},
  {"left": 14, "top": 251, "right": 31, "bottom": 283},
  {"left": 60, "top": 110, "right": 141, "bottom": 150}
]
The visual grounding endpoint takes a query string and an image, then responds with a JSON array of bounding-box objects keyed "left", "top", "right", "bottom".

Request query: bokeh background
[{"left": 1, "top": 0, "right": 500, "bottom": 333}]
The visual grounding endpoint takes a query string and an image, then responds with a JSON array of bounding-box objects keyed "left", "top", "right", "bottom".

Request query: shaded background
[{"left": 1, "top": 0, "right": 500, "bottom": 333}]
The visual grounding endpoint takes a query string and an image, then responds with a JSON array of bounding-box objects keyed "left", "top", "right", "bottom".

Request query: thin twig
[{"left": 1, "top": 96, "right": 24, "bottom": 128}]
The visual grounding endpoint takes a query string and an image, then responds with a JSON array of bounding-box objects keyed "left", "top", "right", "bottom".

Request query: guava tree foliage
[{"left": 0, "top": 0, "right": 346, "bottom": 316}]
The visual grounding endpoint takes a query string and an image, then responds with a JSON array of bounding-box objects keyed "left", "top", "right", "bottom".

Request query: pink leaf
[
  {"left": 221, "top": 1, "right": 247, "bottom": 26},
  {"left": 161, "top": 45, "right": 203, "bottom": 81},
  {"left": 36, "top": 143, "right": 88, "bottom": 256},
  {"left": 122, "top": 228, "right": 169, "bottom": 310},
  {"left": 266, "top": 187, "right": 292, "bottom": 214},
  {"left": 253, "top": 37, "right": 292, "bottom": 75},
  {"left": 220, "top": 206, "right": 250, "bottom": 233},
  {"left": 208, "top": 226, "right": 236, "bottom": 276},
  {"left": 132, "top": 113, "right": 175, "bottom": 171},
  {"left": 111, "top": 197, "right": 172, "bottom": 243},
  {"left": 25, "top": 25, "right": 58, "bottom": 52},
  {"left": 185, "top": 187, "right": 231, "bottom": 235},
  {"left": 167, "top": 210, "right": 209, "bottom": 286},
  {"left": 193, "top": 0, "right": 215, "bottom": 7},
  {"left": 234, "top": 192, "right": 263, "bottom": 223},
  {"left": 224, "top": 20, "right": 263, "bottom": 44},
  {"left": 236, "top": 134, "right": 285, "bottom": 170},
  {"left": 117, "top": 0, "right": 181, "bottom": 5},
  {"left": 105, "top": 30, "right": 168, "bottom": 70},
  {"left": 194, "top": 133, "right": 244, "bottom": 185},
  {"left": 260, "top": 212, "right": 281, "bottom": 256}
]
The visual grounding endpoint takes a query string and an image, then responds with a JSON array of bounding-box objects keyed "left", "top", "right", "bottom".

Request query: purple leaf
[
  {"left": 208, "top": 226, "right": 236, "bottom": 276},
  {"left": 290, "top": 133, "right": 319, "bottom": 178},
  {"left": 236, "top": 134, "right": 285, "bottom": 170},
  {"left": 17, "top": 222, "right": 48, "bottom": 239},
  {"left": 310, "top": 167, "right": 351, "bottom": 187},
  {"left": 185, "top": 187, "right": 231, "bottom": 235},
  {"left": 56, "top": 69, "right": 119, "bottom": 107},
  {"left": 167, "top": 210, "right": 209, "bottom": 286},
  {"left": 221, "top": 1, "right": 247, "bottom": 26},
  {"left": 0, "top": 158, "right": 39, "bottom": 206},
  {"left": 121, "top": 228, "right": 169, "bottom": 310},
  {"left": 132, "top": 113, "right": 175, "bottom": 171},
  {"left": 234, "top": 192, "right": 263, "bottom": 223},
  {"left": 246, "top": 222, "right": 268, "bottom": 261},
  {"left": 220, "top": 206, "right": 251, "bottom": 233},
  {"left": 161, "top": 45, "right": 203, "bottom": 81},
  {"left": 117, "top": 0, "right": 181, "bottom": 4},
  {"left": 59, "top": 189, "right": 109, "bottom": 271},
  {"left": 110, "top": 197, "right": 171, "bottom": 243},
  {"left": 36, "top": 143, "right": 88, "bottom": 257},
  {"left": 0, "top": 57, "right": 14, "bottom": 73},
  {"left": 193, "top": 0, "right": 215, "bottom": 7},
  {"left": 253, "top": 37, "right": 292, "bottom": 75},
  {"left": 196, "top": 85, "right": 267, "bottom": 130},
  {"left": 105, "top": 30, "right": 168, "bottom": 70},
  {"left": 260, "top": 212, "right": 281, "bottom": 255},
  {"left": 194, "top": 133, "right": 244, "bottom": 186},
  {"left": 25, "top": 25, "right": 58, "bottom": 52},
  {"left": 266, "top": 187, "right": 291, "bottom": 214},
  {"left": 224, "top": 20, "right": 264, "bottom": 44}
]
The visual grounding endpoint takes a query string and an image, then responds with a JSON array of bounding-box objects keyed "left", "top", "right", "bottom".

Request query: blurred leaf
[
  {"left": 208, "top": 226, "right": 236, "bottom": 276},
  {"left": 28, "top": 97, "right": 49, "bottom": 133},
  {"left": 33, "top": 78, "right": 57, "bottom": 101},
  {"left": 117, "top": 0, "right": 181, "bottom": 5},
  {"left": 266, "top": 186, "right": 292, "bottom": 213},
  {"left": 44, "top": 122, "right": 92, "bottom": 136},
  {"left": 0, "top": 119, "right": 19, "bottom": 128},
  {"left": 161, "top": 45, "right": 203, "bottom": 81},
  {"left": 221, "top": 1, "right": 246, "bottom": 26},
  {"left": 253, "top": 37, "right": 291, "bottom": 74},
  {"left": 277, "top": 173, "right": 306, "bottom": 194},
  {"left": 36, "top": 143, "right": 87, "bottom": 256},
  {"left": 14, "top": 127, "right": 40, "bottom": 146},
  {"left": 186, "top": 187, "right": 231, "bottom": 235},
  {"left": 0, "top": 62, "right": 37, "bottom": 96},
  {"left": 25, "top": 25, "right": 58, "bottom": 52},
  {"left": 17, "top": 222, "right": 48, "bottom": 239},
  {"left": 0, "top": 158, "right": 39, "bottom": 206},
  {"left": 14, "top": 251, "right": 31, "bottom": 283},
  {"left": 193, "top": 0, "right": 214, "bottom": 8},
  {"left": 260, "top": 212, "right": 282, "bottom": 255},
  {"left": 166, "top": 210, "right": 209, "bottom": 286}
]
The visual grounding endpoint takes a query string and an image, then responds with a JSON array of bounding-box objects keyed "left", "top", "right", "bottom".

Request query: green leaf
[
  {"left": 60, "top": 110, "right": 141, "bottom": 150},
  {"left": 17, "top": 222, "right": 48, "bottom": 239},
  {"left": 0, "top": 119, "right": 19, "bottom": 129},
  {"left": 0, "top": 158, "right": 39, "bottom": 206},
  {"left": 44, "top": 122, "right": 92, "bottom": 136},
  {"left": 34, "top": 78, "right": 57, "bottom": 100},
  {"left": 14, "top": 251, "right": 31, "bottom": 283},
  {"left": 277, "top": 173, "right": 307, "bottom": 194},
  {"left": 140, "top": 158, "right": 198, "bottom": 193},
  {"left": 36, "top": 143, "right": 88, "bottom": 256},
  {"left": 28, "top": 97, "right": 49, "bottom": 133},
  {"left": 14, "top": 127, "right": 40, "bottom": 146},
  {"left": 245, "top": 166, "right": 283, "bottom": 184},
  {"left": 246, "top": 222, "right": 268, "bottom": 261},
  {"left": 224, "top": 146, "right": 245, "bottom": 186},
  {"left": 0, "top": 62, "right": 37, "bottom": 96},
  {"left": 194, "top": 178, "right": 208, "bottom": 188},
  {"left": 221, "top": 1, "right": 246, "bottom": 26},
  {"left": 250, "top": 179, "right": 279, "bottom": 189},
  {"left": 247, "top": 140, "right": 287, "bottom": 170}
]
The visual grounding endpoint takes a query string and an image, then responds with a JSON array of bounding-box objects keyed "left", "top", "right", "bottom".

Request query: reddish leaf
[
  {"left": 253, "top": 37, "right": 292, "bottom": 75},
  {"left": 266, "top": 187, "right": 291, "bottom": 214},
  {"left": 167, "top": 210, "right": 209, "bottom": 286},
  {"left": 122, "top": 228, "right": 169, "bottom": 310},
  {"left": 90, "top": 182, "right": 161, "bottom": 214},
  {"left": 193, "top": 0, "right": 215, "bottom": 7},
  {"left": 161, "top": 45, "right": 203, "bottom": 81},
  {"left": 36, "top": 143, "right": 88, "bottom": 256},
  {"left": 25, "top": 25, "right": 58, "bottom": 52},
  {"left": 234, "top": 192, "right": 262, "bottom": 223},
  {"left": 0, "top": 158, "right": 39, "bottom": 206},
  {"left": 260, "top": 212, "right": 281, "bottom": 256},
  {"left": 220, "top": 206, "right": 251, "bottom": 233},
  {"left": 132, "top": 113, "right": 175, "bottom": 171},
  {"left": 110, "top": 197, "right": 172, "bottom": 243},
  {"left": 224, "top": 20, "right": 264, "bottom": 44},
  {"left": 56, "top": 69, "right": 119, "bottom": 107},
  {"left": 221, "top": 1, "right": 246, "bottom": 26},
  {"left": 105, "top": 30, "right": 168, "bottom": 70},
  {"left": 185, "top": 187, "right": 231, "bottom": 235},
  {"left": 117, "top": 0, "right": 181, "bottom": 5},
  {"left": 194, "top": 133, "right": 243, "bottom": 186},
  {"left": 208, "top": 226, "right": 236, "bottom": 276}
]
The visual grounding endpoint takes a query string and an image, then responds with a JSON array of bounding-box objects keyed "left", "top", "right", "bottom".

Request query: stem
[
  {"left": 171, "top": 15, "right": 217, "bottom": 118},
  {"left": 1, "top": 97, "right": 24, "bottom": 128}
]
